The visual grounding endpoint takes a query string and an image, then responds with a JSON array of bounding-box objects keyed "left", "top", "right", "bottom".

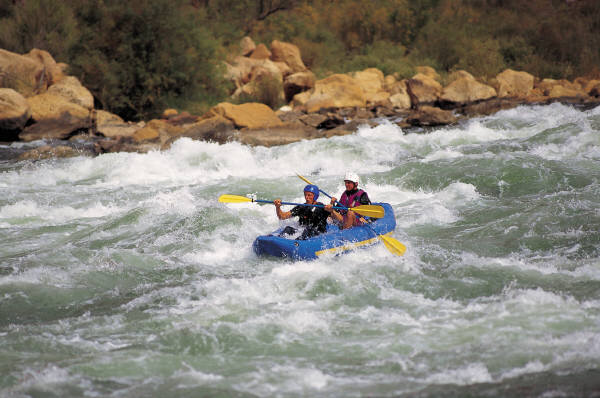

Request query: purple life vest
[{"left": 340, "top": 189, "right": 366, "bottom": 210}]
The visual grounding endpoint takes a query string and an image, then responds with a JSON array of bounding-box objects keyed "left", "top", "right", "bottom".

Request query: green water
[{"left": 1, "top": 103, "right": 599, "bottom": 397}]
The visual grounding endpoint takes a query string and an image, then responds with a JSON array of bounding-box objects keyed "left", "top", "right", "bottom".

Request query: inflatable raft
[{"left": 253, "top": 203, "right": 396, "bottom": 260}]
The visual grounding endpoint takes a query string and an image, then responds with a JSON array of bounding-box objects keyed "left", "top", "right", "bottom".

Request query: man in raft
[
  {"left": 274, "top": 184, "right": 331, "bottom": 239},
  {"left": 325, "top": 171, "right": 371, "bottom": 229}
]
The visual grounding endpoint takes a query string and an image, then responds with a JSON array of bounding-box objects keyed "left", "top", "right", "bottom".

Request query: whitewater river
[{"left": 1, "top": 103, "right": 599, "bottom": 397}]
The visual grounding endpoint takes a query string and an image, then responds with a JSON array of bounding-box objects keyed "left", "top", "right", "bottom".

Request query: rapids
[{"left": 1, "top": 103, "right": 599, "bottom": 397}]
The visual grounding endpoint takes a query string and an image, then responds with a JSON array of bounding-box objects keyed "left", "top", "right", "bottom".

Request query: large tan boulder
[
  {"left": 537, "top": 78, "right": 586, "bottom": 98},
  {"left": 207, "top": 102, "right": 283, "bottom": 129},
  {"left": 495, "top": 69, "right": 534, "bottom": 98},
  {"left": 0, "top": 49, "right": 46, "bottom": 97},
  {"left": 270, "top": 40, "right": 306, "bottom": 73},
  {"left": 283, "top": 71, "right": 315, "bottom": 102},
  {"left": 24, "top": 49, "right": 64, "bottom": 86},
  {"left": 27, "top": 92, "right": 90, "bottom": 121},
  {"left": 441, "top": 76, "right": 497, "bottom": 104},
  {"left": 19, "top": 92, "right": 91, "bottom": 141},
  {"left": 48, "top": 76, "right": 94, "bottom": 109},
  {"left": 407, "top": 73, "right": 443, "bottom": 105},
  {"left": 351, "top": 68, "right": 388, "bottom": 105},
  {"left": 0, "top": 88, "right": 31, "bottom": 134},
  {"left": 294, "top": 74, "right": 366, "bottom": 112}
]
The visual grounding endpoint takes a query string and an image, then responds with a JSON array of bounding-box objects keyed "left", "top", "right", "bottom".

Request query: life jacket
[{"left": 339, "top": 189, "right": 366, "bottom": 211}]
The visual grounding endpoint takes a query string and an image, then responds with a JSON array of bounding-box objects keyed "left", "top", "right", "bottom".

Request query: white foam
[
  {"left": 0, "top": 200, "right": 122, "bottom": 225},
  {"left": 426, "top": 362, "right": 493, "bottom": 385}
]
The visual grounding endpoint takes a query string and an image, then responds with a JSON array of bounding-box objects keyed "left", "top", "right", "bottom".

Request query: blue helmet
[{"left": 303, "top": 184, "right": 319, "bottom": 200}]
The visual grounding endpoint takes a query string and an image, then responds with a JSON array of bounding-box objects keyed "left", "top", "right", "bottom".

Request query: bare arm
[{"left": 274, "top": 199, "right": 292, "bottom": 220}]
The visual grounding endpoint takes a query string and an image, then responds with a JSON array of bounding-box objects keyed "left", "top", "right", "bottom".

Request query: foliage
[
  {"left": 0, "top": 0, "right": 79, "bottom": 62},
  {"left": 236, "top": 75, "right": 285, "bottom": 109},
  {"left": 1, "top": 0, "right": 599, "bottom": 120},
  {"left": 67, "top": 0, "right": 227, "bottom": 120}
]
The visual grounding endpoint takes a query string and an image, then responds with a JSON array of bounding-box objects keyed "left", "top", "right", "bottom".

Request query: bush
[{"left": 68, "top": 0, "right": 227, "bottom": 120}]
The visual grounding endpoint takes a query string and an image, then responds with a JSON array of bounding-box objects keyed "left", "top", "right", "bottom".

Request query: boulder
[
  {"left": 587, "top": 81, "right": 600, "bottom": 97},
  {"left": 47, "top": 76, "right": 94, "bottom": 109},
  {"left": 495, "top": 69, "right": 534, "bottom": 98},
  {"left": 0, "top": 48, "right": 46, "bottom": 97},
  {"left": 351, "top": 68, "right": 388, "bottom": 105},
  {"left": 238, "top": 123, "right": 320, "bottom": 147},
  {"left": 162, "top": 108, "right": 178, "bottom": 119},
  {"left": 240, "top": 36, "right": 256, "bottom": 56},
  {"left": 250, "top": 43, "right": 272, "bottom": 60},
  {"left": 415, "top": 66, "right": 441, "bottom": 82},
  {"left": 440, "top": 76, "right": 497, "bottom": 105},
  {"left": 95, "top": 110, "right": 141, "bottom": 139},
  {"left": 19, "top": 93, "right": 91, "bottom": 141},
  {"left": 293, "top": 74, "right": 366, "bottom": 112},
  {"left": 405, "top": 105, "right": 457, "bottom": 127},
  {"left": 270, "top": 40, "right": 307, "bottom": 73},
  {"left": 407, "top": 73, "right": 443, "bottom": 106},
  {"left": 283, "top": 71, "right": 315, "bottom": 102},
  {"left": 0, "top": 88, "right": 31, "bottom": 136},
  {"left": 207, "top": 102, "right": 283, "bottom": 129},
  {"left": 24, "top": 49, "right": 64, "bottom": 86},
  {"left": 166, "top": 115, "right": 236, "bottom": 146},
  {"left": 389, "top": 92, "right": 411, "bottom": 109}
]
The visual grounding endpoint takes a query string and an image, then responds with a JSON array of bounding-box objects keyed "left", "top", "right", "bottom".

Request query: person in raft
[
  {"left": 325, "top": 171, "right": 371, "bottom": 229},
  {"left": 274, "top": 184, "right": 330, "bottom": 239}
]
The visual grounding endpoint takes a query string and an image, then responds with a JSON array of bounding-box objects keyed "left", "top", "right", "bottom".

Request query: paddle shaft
[{"left": 254, "top": 198, "right": 350, "bottom": 212}]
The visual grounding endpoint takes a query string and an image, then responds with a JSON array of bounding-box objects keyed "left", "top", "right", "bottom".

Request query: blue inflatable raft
[{"left": 253, "top": 203, "right": 396, "bottom": 260}]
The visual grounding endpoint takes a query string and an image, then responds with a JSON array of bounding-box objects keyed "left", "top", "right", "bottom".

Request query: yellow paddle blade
[
  {"left": 379, "top": 234, "right": 407, "bottom": 256},
  {"left": 296, "top": 173, "right": 313, "bottom": 185},
  {"left": 350, "top": 205, "right": 385, "bottom": 218},
  {"left": 218, "top": 194, "right": 253, "bottom": 203}
]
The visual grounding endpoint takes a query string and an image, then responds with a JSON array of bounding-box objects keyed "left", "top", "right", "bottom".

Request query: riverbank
[{"left": 1, "top": 40, "right": 600, "bottom": 161}]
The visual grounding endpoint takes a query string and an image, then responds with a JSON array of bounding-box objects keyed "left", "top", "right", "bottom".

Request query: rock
[
  {"left": 495, "top": 69, "right": 534, "bottom": 98},
  {"left": 0, "top": 48, "right": 46, "bottom": 97},
  {"left": 163, "top": 115, "right": 236, "bottom": 148},
  {"left": 273, "top": 61, "right": 292, "bottom": 77},
  {"left": 132, "top": 124, "right": 160, "bottom": 143},
  {"left": 447, "top": 70, "right": 476, "bottom": 83},
  {"left": 588, "top": 81, "right": 600, "bottom": 97},
  {"left": 240, "top": 36, "right": 256, "bottom": 56},
  {"left": 270, "top": 40, "right": 307, "bottom": 73},
  {"left": 390, "top": 92, "right": 411, "bottom": 109},
  {"left": 415, "top": 66, "right": 441, "bottom": 82},
  {"left": 18, "top": 145, "right": 81, "bottom": 160},
  {"left": 47, "top": 76, "right": 94, "bottom": 109},
  {"left": 405, "top": 105, "right": 457, "bottom": 127},
  {"left": 294, "top": 74, "right": 366, "bottom": 112},
  {"left": 283, "top": 71, "right": 315, "bottom": 102},
  {"left": 165, "top": 111, "right": 199, "bottom": 126},
  {"left": 19, "top": 93, "right": 91, "bottom": 141},
  {"left": 0, "top": 88, "right": 31, "bottom": 137},
  {"left": 407, "top": 73, "right": 443, "bottom": 106},
  {"left": 238, "top": 123, "right": 320, "bottom": 147},
  {"left": 24, "top": 49, "right": 64, "bottom": 86},
  {"left": 547, "top": 84, "right": 586, "bottom": 99},
  {"left": 440, "top": 76, "right": 497, "bottom": 105},
  {"left": 250, "top": 43, "right": 272, "bottom": 60},
  {"left": 461, "top": 98, "right": 522, "bottom": 117},
  {"left": 162, "top": 108, "right": 178, "bottom": 119},
  {"left": 207, "top": 102, "right": 283, "bottom": 129},
  {"left": 352, "top": 68, "right": 384, "bottom": 96}
]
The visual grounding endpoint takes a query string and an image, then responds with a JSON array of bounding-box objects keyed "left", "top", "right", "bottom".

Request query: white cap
[{"left": 344, "top": 171, "right": 359, "bottom": 185}]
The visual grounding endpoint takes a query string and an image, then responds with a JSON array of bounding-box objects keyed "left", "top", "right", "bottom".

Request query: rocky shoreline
[{"left": 1, "top": 38, "right": 600, "bottom": 161}]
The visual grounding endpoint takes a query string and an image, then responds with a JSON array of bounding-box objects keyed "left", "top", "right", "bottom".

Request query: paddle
[
  {"left": 295, "top": 173, "right": 407, "bottom": 256},
  {"left": 218, "top": 194, "right": 385, "bottom": 218}
]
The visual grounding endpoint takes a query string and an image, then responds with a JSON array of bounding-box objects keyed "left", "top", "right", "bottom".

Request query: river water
[{"left": 1, "top": 103, "right": 599, "bottom": 397}]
